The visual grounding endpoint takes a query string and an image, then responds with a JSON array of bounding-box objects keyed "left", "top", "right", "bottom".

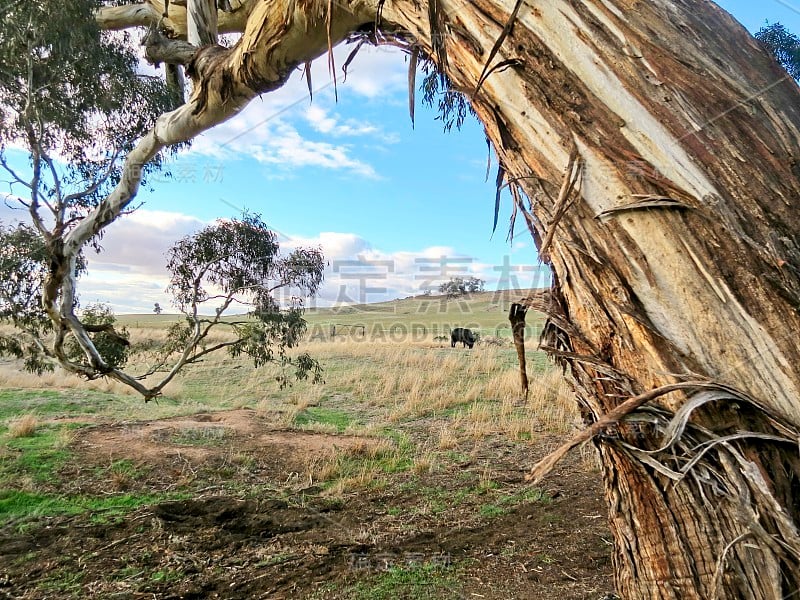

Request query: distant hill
[
  {"left": 117, "top": 289, "right": 546, "bottom": 339},
  {"left": 303, "top": 289, "right": 543, "bottom": 340}
]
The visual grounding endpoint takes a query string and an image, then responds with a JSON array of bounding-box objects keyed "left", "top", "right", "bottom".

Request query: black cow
[{"left": 451, "top": 327, "right": 475, "bottom": 349}]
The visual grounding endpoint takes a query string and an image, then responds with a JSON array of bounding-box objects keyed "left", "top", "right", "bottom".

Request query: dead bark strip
[{"left": 508, "top": 303, "right": 528, "bottom": 398}]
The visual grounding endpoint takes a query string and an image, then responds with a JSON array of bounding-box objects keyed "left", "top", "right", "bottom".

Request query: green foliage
[
  {"left": 162, "top": 213, "right": 325, "bottom": 387},
  {"left": 0, "top": 0, "right": 176, "bottom": 205},
  {"left": 755, "top": 22, "right": 800, "bottom": 80},
  {"left": 0, "top": 227, "right": 127, "bottom": 372},
  {"left": 438, "top": 276, "right": 485, "bottom": 298},
  {"left": 0, "top": 222, "right": 96, "bottom": 373},
  {"left": 65, "top": 304, "right": 130, "bottom": 370},
  {"left": 0, "top": 223, "right": 53, "bottom": 373},
  {"left": 0, "top": 0, "right": 175, "bottom": 386},
  {"left": 419, "top": 60, "right": 477, "bottom": 132}
]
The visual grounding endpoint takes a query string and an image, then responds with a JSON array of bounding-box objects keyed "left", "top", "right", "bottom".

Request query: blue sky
[{"left": 2, "top": 0, "right": 798, "bottom": 313}]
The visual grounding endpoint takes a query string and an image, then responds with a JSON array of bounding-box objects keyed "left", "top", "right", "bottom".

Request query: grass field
[{"left": 0, "top": 292, "right": 613, "bottom": 599}]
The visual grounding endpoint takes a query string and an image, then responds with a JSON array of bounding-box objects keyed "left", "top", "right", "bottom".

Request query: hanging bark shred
[
  {"left": 303, "top": 60, "right": 313, "bottom": 100},
  {"left": 538, "top": 146, "right": 581, "bottom": 260},
  {"left": 492, "top": 162, "right": 506, "bottom": 236},
  {"left": 408, "top": 46, "right": 419, "bottom": 128},
  {"left": 509, "top": 303, "right": 529, "bottom": 398},
  {"left": 342, "top": 40, "right": 364, "bottom": 82},
  {"left": 474, "top": 0, "right": 524, "bottom": 96},
  {"left": 326, "top": 0, "right": 338, "bottom": 101}
]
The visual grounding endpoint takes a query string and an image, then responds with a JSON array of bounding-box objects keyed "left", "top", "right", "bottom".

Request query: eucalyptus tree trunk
[{"left": 95, "top": 0, "right": 800, "bottom": 597}]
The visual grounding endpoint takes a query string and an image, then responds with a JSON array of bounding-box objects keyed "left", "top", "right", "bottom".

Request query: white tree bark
[
  {"left": 187, "top": 0, "right": 218, "bottom": 45},
  {"left": 96, "top": 0, "right": 255, "bottom": 37}
]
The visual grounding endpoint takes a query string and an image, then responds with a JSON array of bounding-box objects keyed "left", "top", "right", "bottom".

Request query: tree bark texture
[
  {"left": 95, "top": 1, "right": 800, "bottom": 597},
  {"left": 187, "top": 0, "right": 219, "bottom": 45}
]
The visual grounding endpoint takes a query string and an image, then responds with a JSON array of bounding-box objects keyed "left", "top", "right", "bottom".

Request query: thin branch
[
  {"left": 61, "top": 146, "right": 124, "bottom": 210},
  {"left": 40, "top": 153, "right": 62, "bottom": 217},
  {"left": 0, "top": 155, "right": 33, "bottom": 191}
]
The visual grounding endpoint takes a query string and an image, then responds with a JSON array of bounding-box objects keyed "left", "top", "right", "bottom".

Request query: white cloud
[
  {"left": 304, "top": 105, "right": 378, "bottom": 137},
  {"left": 276, "top": 232, "right": 516, "bottom": 308},
  {"left": 182, "top": 43, "right": 407, "bottom": 177},
  {"left": 249, "top": 122, "right": 379, "bottom": 179},
  {"left": 187, "top": 101, "right": 380, "bottom": 178},
  {"left": 78, "top": 208, "right": 208, "bottom": 312}
]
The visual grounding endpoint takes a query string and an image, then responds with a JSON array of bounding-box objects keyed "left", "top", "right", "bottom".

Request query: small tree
[
  {"left": 0, "top": 214, "right": 324, "bottom": 399},
  {"left": 438, "top": 276, "right": 485, "bottom": 298},
  {"left": 149, "top": 213, "right": 325, "bottom": 392},
  {"left": 153, "top": 303, "right": 163, "bottom": 315}
]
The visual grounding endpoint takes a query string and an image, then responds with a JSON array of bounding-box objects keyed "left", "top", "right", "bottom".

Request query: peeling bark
[
  {"left": 187, "top": 0, "right": 218, "bottom": 46},
  {"left": 96, "top": 0, "right": 255, "bottom": 37},
  {"left": 91, "top": 0, "right": 800, "bottom": 597}
]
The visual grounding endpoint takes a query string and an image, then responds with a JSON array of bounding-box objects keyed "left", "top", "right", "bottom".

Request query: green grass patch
[
  {"left": 39, "top": 567, "right": 84, "bottom": 595},
  {"left": 479, "top": 503, "right": 507, "bottom": 518},
  {"left": 497, "top": 487, "right": 551, "bottom": 506},
  {"left": 316, "top": 432, "right": 416, "bottom": 489},
  {"left": 94, "top": 458, "right": 143, "bottom": 478},
  {"left": 149, "top": 568, "right": 183, "bottom": 583},
  {"left": 478, "top": 488, "right": 552, "bottom": 519},
  {"left": 0, "top": 489, "right": 188, "bottom": 527},
  {"left": 1, "top": 426, "right": 73, "bottom": 482},
  {"left": 0, "top": 388, "right": 132, "bottom": 422},
  {"left": 294, "top": 407, "right": 356, "bottom": 433},
  {"left": 348, "top": 561, "right": 462, "bottom": 600},
  {"left": 169, "top": 426, "right": 233, "bottom": 446}
]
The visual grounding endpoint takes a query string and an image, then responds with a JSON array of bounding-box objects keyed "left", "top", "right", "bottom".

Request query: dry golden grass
[
  {"left": 54, "top": 426, "right": 78, "bottom": 449},
  {"left": 280, "top": 337, "right": 582, "bottom": 449},
  {"left": 437, "top": 425, "right": 459, "bottom": 449},
  {"left": 0, "top": 325, "right": 585, "bottom": 497},
  {"left": 579, "top": 443, "right": 602, "bottom": 473},
  {"left": 7, "top": 413, "right": 38, "bottom": 438},
  {"left": 412, "top": 454, "right": 436, "bottom": 474},
  {"left": 306, "top": 450, "right": 340, "bottom": 482},
  {"left": 0, "top": 364, "right": 136, "bottom": 396},
  {"left": 527, "top": 369, "right": 582, "bottom": 434}
]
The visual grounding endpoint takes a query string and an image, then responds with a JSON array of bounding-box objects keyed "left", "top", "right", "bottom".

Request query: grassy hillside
[{"left": 117, "top": 290, "right": 546, "bottom": 341}]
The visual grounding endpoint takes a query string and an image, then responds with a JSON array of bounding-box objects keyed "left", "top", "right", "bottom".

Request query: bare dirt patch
[{"left": 0, "top": 409, "right": 614, "bottom": 599}]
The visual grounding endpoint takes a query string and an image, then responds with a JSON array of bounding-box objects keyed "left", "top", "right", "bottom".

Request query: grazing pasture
[{"left": 0, "top": 292, "right": 614, "bottom": 598}]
